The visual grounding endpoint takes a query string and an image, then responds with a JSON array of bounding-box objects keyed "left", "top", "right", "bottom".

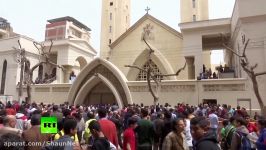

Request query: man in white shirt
[
  {"left": 185, "top": 117, "right": 193, "bottom": 150},
  {"left": 208, "top": 109, "right": 219, "bottom": 139}
]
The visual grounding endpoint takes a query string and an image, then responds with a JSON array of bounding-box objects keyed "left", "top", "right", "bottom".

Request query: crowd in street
[{"left": 0, "top": 101, "right": 265, "bottom": 150}]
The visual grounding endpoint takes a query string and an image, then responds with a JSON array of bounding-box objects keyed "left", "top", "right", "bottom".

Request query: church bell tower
[
  {"left": 100, "top": 0, "right": 131, "bottom": 59},
  {"left": 180, "top": 0, "right": 209, "bottom": 23}
]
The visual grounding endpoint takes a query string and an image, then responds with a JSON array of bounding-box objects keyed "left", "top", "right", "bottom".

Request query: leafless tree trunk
[
  {"left": 14, "top": 40, "right": 63, "bottom": 104},
  {"left": 14, "top": 41, "right": 26, "bottom": 102},
  {"left": 125, "top": 35, "right": 186, "bottom": 106},
  {"left": 223, "top": 35, "right": 266, "bottom": 115},
  {"left": 18, "top": 50, "right": 25, "bottom": 101}
]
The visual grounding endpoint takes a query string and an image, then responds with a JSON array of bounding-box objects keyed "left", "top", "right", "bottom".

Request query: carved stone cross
[{"left": 145, "top": 6, "right": 150, "bottom": 14}]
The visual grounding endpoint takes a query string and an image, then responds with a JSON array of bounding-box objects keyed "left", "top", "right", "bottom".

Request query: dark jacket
[
  {"left": 194, "top": 131, "right": 220, "bottom": 150},
  {"left": 91, "top": 137, "right": 110, "bottom": 150},
  {"left": 256, "top": 128, "right": 266, "bottom": 150}
]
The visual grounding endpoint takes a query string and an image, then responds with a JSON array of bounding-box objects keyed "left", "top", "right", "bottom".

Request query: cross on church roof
[{"left": 145, "top": 6, "right": 150, "bottom": 14}]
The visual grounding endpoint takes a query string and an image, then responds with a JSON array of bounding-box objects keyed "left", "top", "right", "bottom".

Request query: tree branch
[
  {"left": 143, "top": 36, "right": 154, "bottom": 53},
  {"left": 125, "top": 65, "right": 147, "bottom": 73},
  {"left": 33, "top": 41, "right": 42, "bottom": 55},
  {"left": 222, "top": 44, "right": 243, "bottom": 57},
  {"left": 29, "top": 61, "right": 46, "bottom": 83},
  {"left": 250, "top": 64, "right": 258, "bottom": 71},
  {"left": 158, "top": 63, "right": 187, "bottom": 77},
  {"left": 47, "top": 60, "right": 64, "bottom": 70},
  {"left": 48, "top": 40, "right": 53, "bottom": 53},
  {"left": 150, "top": 74, "right": 160, "bottom": 85},
  {"left": 147, "top": 68, "right": 158, "bottom": 99},
  {"left": 255, "top": 71, "right": 266, "bottom": 77},
  {"left": 30, "top": 62, "right": 46, "bottom": 74},
  {"left": 242, "top": 39, "right": 250, "bottom": 57},
  {"left": 18, "top": 40, "right": 22, "bottom": 49},
  {"left": 241, "top": 62, "right": 253, "bottom": 77}
]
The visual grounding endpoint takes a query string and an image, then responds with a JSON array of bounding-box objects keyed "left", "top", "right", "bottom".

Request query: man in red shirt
[
  {"left": 98, "top": 108, "right": 118, "bottom": 148},
  {"left": 123, "top": 117, "right": 138, "bottom": 150},
  {"left": 5, "top": 103, "right": 16, "bottom": 115},
  {"left": 246, "top": 115, "right": 258, "bottom": 133}
]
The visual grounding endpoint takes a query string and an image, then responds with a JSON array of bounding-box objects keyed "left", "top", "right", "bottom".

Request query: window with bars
[{"left": 137, "top": 61, "right": 164, "bottom": 81}]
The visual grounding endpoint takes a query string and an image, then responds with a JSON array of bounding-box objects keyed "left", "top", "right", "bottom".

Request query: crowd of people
[
  {"left": 0, "top": 101, "right": 265, "bottom": 150},
  {"left": 198, "top": 64, "right": 218, "bottom": 80}
]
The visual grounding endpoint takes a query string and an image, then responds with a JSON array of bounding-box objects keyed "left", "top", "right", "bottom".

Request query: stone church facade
[
  {"left": 69, "top": 0, "right": 266, "bottom": 112},
  {"left": 1, "top": 0, "right": 266, "bottom": 112}
]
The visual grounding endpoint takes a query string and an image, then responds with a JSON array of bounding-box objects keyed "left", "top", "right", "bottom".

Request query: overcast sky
[{"left": 1, "top": 0, "right": 235, "bottom": 52}]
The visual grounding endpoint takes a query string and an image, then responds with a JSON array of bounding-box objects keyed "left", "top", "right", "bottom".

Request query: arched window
[
  {"left": 0, "top": 60, "right": 7, "bottom": 94},
  {"left": 137, "top": 61, "right": 163, "bottom": 81}
]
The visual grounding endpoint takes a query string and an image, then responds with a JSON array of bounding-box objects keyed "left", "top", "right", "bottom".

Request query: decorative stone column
[
  {"left": 195, "top": 53, "right": 203, "bottom": 79},
  {"left": 185, "top": 57, "right": 195, "bottom": 79}
]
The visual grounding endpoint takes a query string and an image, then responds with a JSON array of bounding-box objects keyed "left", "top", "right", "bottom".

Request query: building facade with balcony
[{"left": 0, "top": 17, "right": 96, "bottom": 102}]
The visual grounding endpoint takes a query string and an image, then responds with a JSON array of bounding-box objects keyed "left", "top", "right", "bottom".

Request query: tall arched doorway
[
  {"left": 68, "top": 58, "right": 132, "bottom": 108},
  {"left": 84, "top": 82, "right": 116, "bottom": 105}
]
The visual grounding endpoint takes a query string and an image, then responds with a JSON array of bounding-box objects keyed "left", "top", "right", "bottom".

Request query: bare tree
[
  {"left": 14, "top": 41, "right": 25, "bottom": 102},
  {"left": 14, "top": 40, "right": 63, "bottom": 103},
  {"left": 125, "top": 36, "right": 186, "bottom": 106},
  {"left": 222, "top": 34, "right": 266, "bottom": 115}
]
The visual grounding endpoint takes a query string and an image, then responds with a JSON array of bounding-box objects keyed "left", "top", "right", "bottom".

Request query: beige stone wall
[
  {"left": 31, "top": 84, "right": 70, "bottom": 104},
  {"left": 230, "top": 0, "right": 266, "bottom": 108},
  {"left": 0, "top": 36, "right": 39, "bottom": 55},
  {"left": 109, "top": 18, "right": 186, "bottom": 80},
  {"left": 128, "top": 79, "right": 259, "bottom": 110},
  {"left": 180, "top": 0, "right": 209, "bottom": 23},
  {"left": 237, "top": 0, "right": 266, "bottom": 18},
  {"left": 30, "top": 78, "right": 261, "bottom": 111},
  {"left": 232, "top": 24, "right": 266, "bottom": 107},
  {"left": 100, "top": 0, "right": 131, "bottom": 59},
  {"left": 0, "top": 54, "right": 18, "bottom": 98}
]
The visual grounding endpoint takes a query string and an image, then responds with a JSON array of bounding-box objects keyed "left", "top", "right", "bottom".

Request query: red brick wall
[
  {"left": 45, "top": 21, "right": 66, "bottom": 40},
  {"left": 46, "top": 21, "right": 66, "bottom": 28}
]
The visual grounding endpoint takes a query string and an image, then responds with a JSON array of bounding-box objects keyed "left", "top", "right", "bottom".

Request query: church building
[
  {"left": 69, "top": 0, "right": 266, "bottom": 112},
  {"left": 0, "top": 0, "right": 265, "bottom": 113}
]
